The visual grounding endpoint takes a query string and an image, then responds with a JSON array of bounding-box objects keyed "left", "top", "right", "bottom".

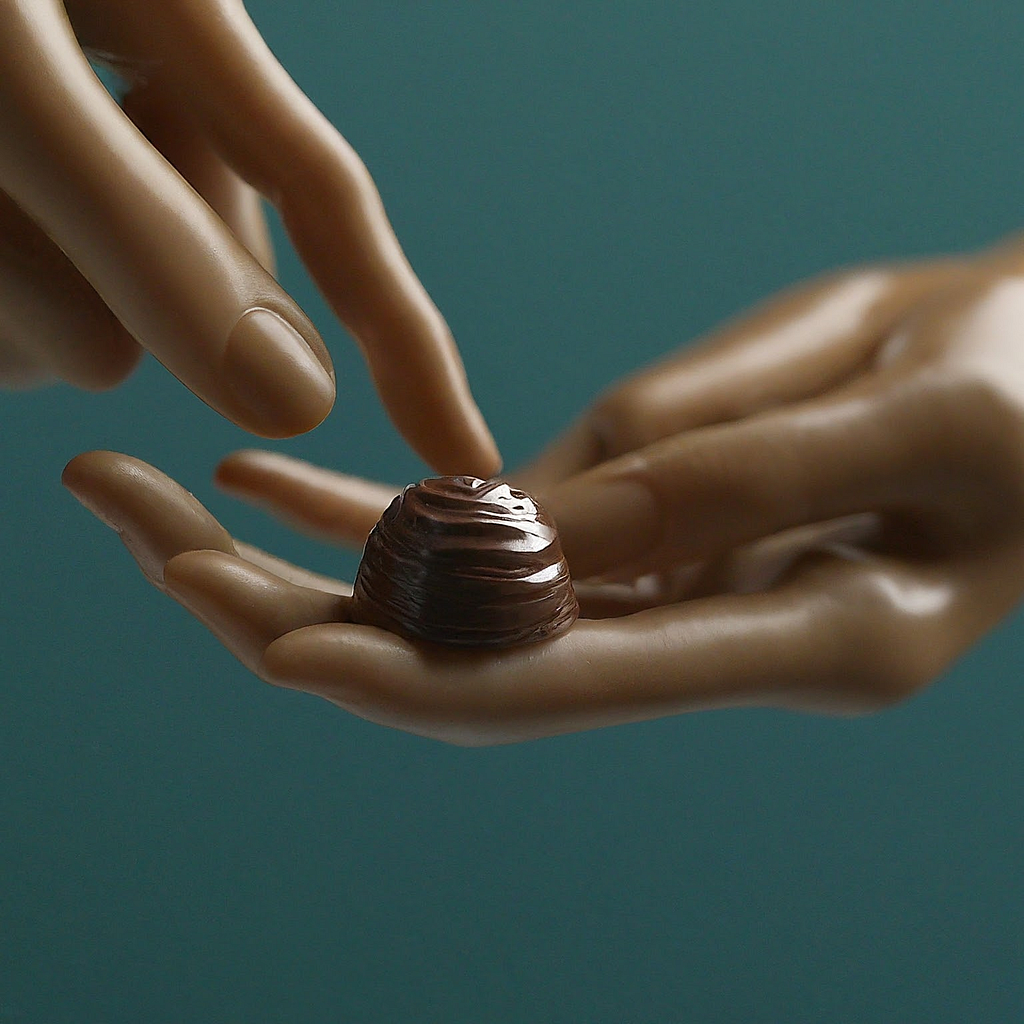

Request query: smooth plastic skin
[
  {"left": 0, "top": 0, "right": 499, "bottom": 472},
  {"left": 65, "top": 233, "right": 1024, "bottom": 745}
]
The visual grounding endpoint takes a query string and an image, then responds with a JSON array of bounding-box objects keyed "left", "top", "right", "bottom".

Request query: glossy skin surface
[
  {"left": 64, "top": 234, "right": 1024, "bottom": 745},
  {"left": 0, "top": 0, "right": 499, "bottom": 473},
  {"left": 350, "top": 477, "right": 578, "bottom": 648}
]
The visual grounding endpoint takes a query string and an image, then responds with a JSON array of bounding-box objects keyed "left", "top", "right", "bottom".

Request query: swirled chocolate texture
[{"left": 350, "top": 476, "right": 579, "bottom": 647}]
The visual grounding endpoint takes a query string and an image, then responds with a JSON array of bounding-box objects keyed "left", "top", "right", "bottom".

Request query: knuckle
[
  {"left": 855, "top": 640, "right": 933, "bottom": 710},
  {"left": 962, "top": 369, "right": 1021, "bottom": 424},
  {"left": 821, "top": 570, "right": 947, "bottom": 712},
  {"left": 826, "top": 629, "right": 922, "bottom": 713},
  {"left": 931, "top": 371, "right": 1024, "bottom": 461},
  {"left": 920, "top": 371, "right": 1024, "bottom": 528},
  {"left": 304, "top": 131, "right": 378, "bottom": 198},
  {"left": 334, "top": 142, "right": 376, "bottom": 195},
  {"left": 283, "top": 133, "right": 376, "bottom": 204}
]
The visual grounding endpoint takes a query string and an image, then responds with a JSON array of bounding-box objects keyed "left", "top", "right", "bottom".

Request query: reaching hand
[
  {"left": 65, "top": 235, "right": 1024, "bottom": 744},
  {"left": 0, "top": 0, "right": 498, "bottom": 474}
]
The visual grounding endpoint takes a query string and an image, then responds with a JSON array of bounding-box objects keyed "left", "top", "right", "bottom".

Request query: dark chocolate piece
[{"left": 350, "top": 476, "right": 579, "bottom": 647}]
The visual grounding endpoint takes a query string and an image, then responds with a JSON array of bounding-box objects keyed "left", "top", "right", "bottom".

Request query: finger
[
  {"left": 215, "top": 450, "right": 397, "bottom": 547},
  {"left": 233, "top": 540, "right": 353, "bottom": 597},
  {"left": 62, "top": 448, "right": 353, "bottom": 589},
  {"left": 572, "top": 513, "right": 882, "bottom": 617},
  {"left": 132, "top": 0, "right": 500, "bottom": 475},
  {"left": 0, "top": 187, "right": 141, "bottom": 390},
  {"left": 121, "top": 83, "right": 275, "bottom": 275},
  {"left": 0, "top": 3, "right": 334, "bottom": 437},
  {"left": 163, "top": 550, "right": 349, "bottom": 673},
  {"left": 543, "top": 375, "right": 942, "bottom": 580},
  {"left": 258, "top": 552, "right": 965, "bottom": 745},
  {"left": 517, "top": 260, "right": 963, "bottom": 492},
  {"left": 61, "top": 449, "right": 238, "bottom": 585}
]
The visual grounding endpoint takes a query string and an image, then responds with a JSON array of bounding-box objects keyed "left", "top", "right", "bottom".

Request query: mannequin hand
[
  {"left": 0, "top": 0, "right": 498, "bottom": 475},
  {"left": 65, "top": 235, "right": 1024, "bottom": 744}
]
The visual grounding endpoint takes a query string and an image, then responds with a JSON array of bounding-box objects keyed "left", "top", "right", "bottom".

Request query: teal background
[{"left": 3, "top": 2, "right": 1024, "bottom": 1020}]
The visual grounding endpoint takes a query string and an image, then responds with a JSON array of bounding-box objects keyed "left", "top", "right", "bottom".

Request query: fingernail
[
  {"left": 225, "top": 308, "right": 335, "bottom": 437},
  {"left": 546, "top": 473, "right": 663, "bottom": 578}
]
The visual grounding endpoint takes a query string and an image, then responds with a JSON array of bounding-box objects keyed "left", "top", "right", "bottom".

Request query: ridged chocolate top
[{"left": 350, "top": 476, "right": 579, "bottom": 647}]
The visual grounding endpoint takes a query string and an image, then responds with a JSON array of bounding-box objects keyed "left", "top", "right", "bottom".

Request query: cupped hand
[
  {"left": 66, "top": 234, "right": 1024, "bottom": 744},
  {"left": 1, "top": 0, "right": 498, "bottom": 474}
]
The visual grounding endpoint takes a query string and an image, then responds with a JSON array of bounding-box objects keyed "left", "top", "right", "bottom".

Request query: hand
[
  {"left": 64, "top": 234, "right": 1024, "bottom": 745},
  {"left": 0, "top": 0, "right": 499, "bottom": 474}
]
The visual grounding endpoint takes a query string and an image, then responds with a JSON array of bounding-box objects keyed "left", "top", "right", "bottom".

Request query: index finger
[{"left": 120, "top": 0, "right": 502, "bottom": 475}]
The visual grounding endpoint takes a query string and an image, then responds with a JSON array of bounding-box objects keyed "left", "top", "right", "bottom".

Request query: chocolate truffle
[{"left": 350, "top": 476, "right": 579, "bottom": 647}]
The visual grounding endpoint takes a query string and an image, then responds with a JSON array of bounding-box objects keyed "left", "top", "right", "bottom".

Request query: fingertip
[
  {"left": 241, "top": 385, "right": 336, "bottom": 440},
  {"left": 223, "top": 307, "right": 336, "bottom": 437},
  {"left": 61, "top": 448, "right": 128, "bottom": 499},
  {"left": 54, "top": 322, "right": 143, "bottom": 393},
  {"left": 213, "top": 447, "right": 285, "bottom": 491},
  {"left": 461, "top": 401, "right": 503, "bottom": 478},
  {"left": 61, "top": 450, "right": 95, "bottom": 490},
  {"left": 419, "top": 409, "right": 503, "bottom": 479},
  {"left": 474, "top": 434, "right": 504, "bottom": 480},
  {"left": 73, "top": 338, "right": 144, "bottom": 392}
]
